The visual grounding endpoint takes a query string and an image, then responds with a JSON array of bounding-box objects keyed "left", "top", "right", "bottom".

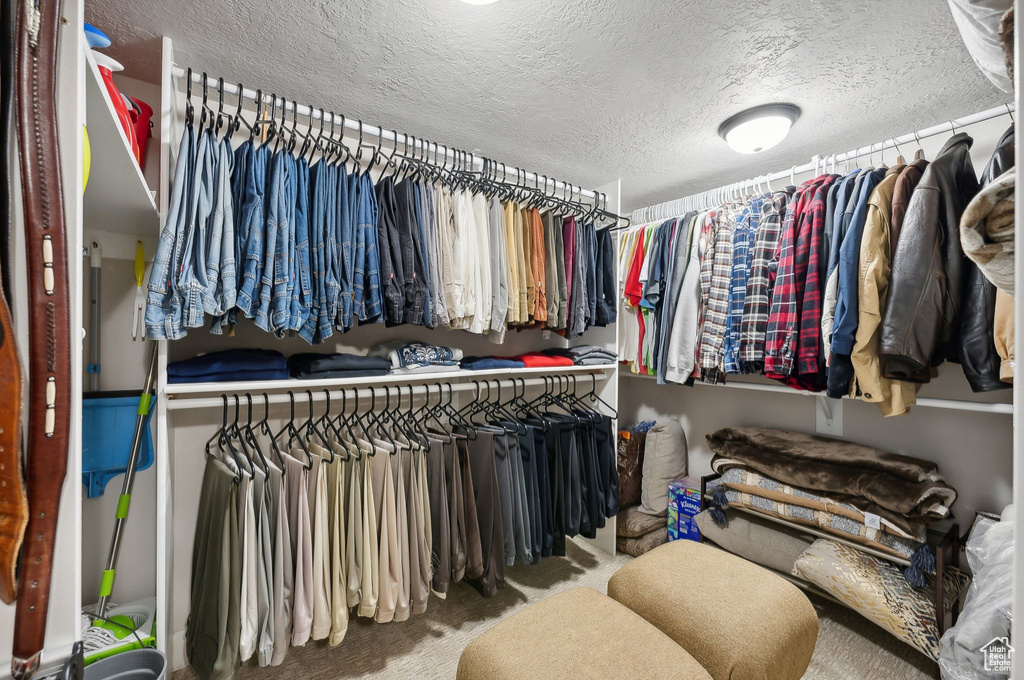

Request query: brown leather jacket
[{"left": 880, "top": 133, "right": 980, "bottom": 378}]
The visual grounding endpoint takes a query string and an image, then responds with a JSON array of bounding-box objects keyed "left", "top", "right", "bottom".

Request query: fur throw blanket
[
  {"left": 961, "top": 167, "right": 1015, "bottom": 296},
  {"left": 706, "top": 428, "right": 957, "bottom": 528}
]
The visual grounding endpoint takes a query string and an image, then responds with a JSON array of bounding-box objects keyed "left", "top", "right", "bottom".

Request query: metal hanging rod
[
  {"left": 632, "top": 103, "right": 1016, "bottom": 223},
  {"left": 621, "top": 370, "right": 1012, "bottom": 415},
  {"left": 171, "top": 66, "right": 603, "bottom": 204},
  {"left": 165, "top": 371, "right": 609, "bottom": 411}
]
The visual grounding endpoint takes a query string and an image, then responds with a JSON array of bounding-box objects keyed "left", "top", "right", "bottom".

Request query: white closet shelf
[
  {"left": 83, "top": 47, "right": 159, "bottom": 235},
  {"left": 620, "top": 367, "right": 1013, "bottom": 415},
  {"left": 163, "top": 363, "right": 617, "bottom": 409}
]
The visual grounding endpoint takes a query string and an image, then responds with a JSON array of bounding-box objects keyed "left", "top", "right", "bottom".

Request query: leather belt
[
  {"left": 0, "top": 0, "right": 13, "bottom": 297},
  {"left": 0, "top": 0, "right": 25, "bottom": 607},
  {"left": 0, "top": 254, "right": 25, "bottom": 607},
  {"left": 12, "top": 0, "right": 71, "bottom": 677}
]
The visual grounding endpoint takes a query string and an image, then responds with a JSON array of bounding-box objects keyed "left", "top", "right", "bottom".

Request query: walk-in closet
[{"left": 0, "top": 1, "right": 1020, "bottom": 679}]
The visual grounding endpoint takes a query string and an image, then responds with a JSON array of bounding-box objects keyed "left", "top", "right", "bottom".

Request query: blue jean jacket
[
  {"left": 235, "top": 144, "right": 269, "bottom": 317},
  {"left": 324, "top": 163, "right": 342, "bottom": 328},
  {"left": 179, "top": 127, "right": 217, "bottom": 329},
  {"left": 354, "top": 171, "right": 382, "bottom": 323},
  {"left": 292, "top": 156, "right": 313, "bottom": 334},
  {"left": 205, "top": 136, "right": 236, "bottom": 317},
  {"left": 337, "top": 168, "right": 356, "bottom": 330},
  {"left": 145, "top": 122, "right": 195, "bottom": 340},
  {"left": 414, "top": 181, "right": 432, "bottom": 327}
]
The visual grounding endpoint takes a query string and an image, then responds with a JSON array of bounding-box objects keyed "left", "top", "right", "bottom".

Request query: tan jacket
[
  {"left": 995, "top": 287, "right": 1014, "bottom": 382},
  {"left": 851, "top": 165, "right": 919, "bottom": 417}
]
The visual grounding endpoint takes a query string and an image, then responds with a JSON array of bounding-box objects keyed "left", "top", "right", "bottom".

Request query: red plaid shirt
[
  {"left": 763, "top": 179, "right": 821, "bottom": 377},
  {"left": 797, "top": 176, "right": 838, "bottom": 376}
]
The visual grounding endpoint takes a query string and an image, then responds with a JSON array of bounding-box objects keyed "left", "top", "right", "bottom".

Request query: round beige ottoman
[
  {"left": 456, "top": 587, "right": 712, "bottom": 680},
  {"left": 607, "top": 540, "right": 818, "bottom": 680}
]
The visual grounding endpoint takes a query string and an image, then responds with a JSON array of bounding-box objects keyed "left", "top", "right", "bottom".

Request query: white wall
[
  {"left": 618, "top": 111, "right": 1017, "bottom": 534},
  {"left": 79, "top": 74, "right": 161, "bottom": 608}
]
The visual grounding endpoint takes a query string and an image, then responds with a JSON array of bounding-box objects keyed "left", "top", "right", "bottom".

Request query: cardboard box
[{"left": 667, "top": 476, "right": 703, "bottom": 542}]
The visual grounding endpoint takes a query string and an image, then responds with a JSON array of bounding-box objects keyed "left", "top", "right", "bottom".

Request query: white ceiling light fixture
[{"left": 718, "top": 103, "right": 801, "bottom": 154}]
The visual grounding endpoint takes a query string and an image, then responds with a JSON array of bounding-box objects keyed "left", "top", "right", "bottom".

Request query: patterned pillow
[
  {"left": 792, "top": 539, "right": 970, "bottom": 660},
  {"left": 617, "top": 506, "right": 667, "bottom": 538}
]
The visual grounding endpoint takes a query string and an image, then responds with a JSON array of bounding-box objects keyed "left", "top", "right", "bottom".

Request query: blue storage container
[{"left": 82, "top": 393, "right": 155, "bottom": 499}]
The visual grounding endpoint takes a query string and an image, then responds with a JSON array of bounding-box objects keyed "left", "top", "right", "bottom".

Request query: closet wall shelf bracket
[
  {"left": 83, "top": 46, "right": 159, "bottom": 235},
  {"left": 620, "top": 369, "right": 1013, "bottom": 416},
  {"left": 162, "top": 364, "right": 616, "bottom": 410}
]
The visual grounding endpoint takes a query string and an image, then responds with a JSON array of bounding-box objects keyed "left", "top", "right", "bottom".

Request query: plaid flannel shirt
[
  {"left": 692, "top": 210, "right": 717, "bottom": 380},
  {"left": 724, "top": 194, "right": 768, "bottom": 373},
  {"left": 738, "top": 190, "right": 790, "bottom": 370},
  {"left": 796, "top": 176, "right": 838, "bottom": 375},
  {"left": 763, "top": 180, "right": 820, "bottom": 377},
  {"left": 697, "top": 204, "right": 741, "bottom": 382}
]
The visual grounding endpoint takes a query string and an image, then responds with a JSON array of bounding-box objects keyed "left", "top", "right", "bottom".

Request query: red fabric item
[
  {"left": 514, "top": 352, "right": 575, "bottom": 368},
  {"left": 623, "top": 227, "right": 647, "bottom": 306}
]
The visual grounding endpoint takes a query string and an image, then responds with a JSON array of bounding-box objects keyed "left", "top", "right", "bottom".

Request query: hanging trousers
[
  {"left": 518, "top": 428, "right": 543, "bottom": 564},
  {"left": 530, "top": 425, "right": 554, "bottom": 559},
  {"left": 464, "top": 430, "right": 505, "bottom": 597},
  {"left": 186, "top": 456, "right": 240, "bottom": 680},
  {"left": 426, "top": 438, "right": 451, "bottom": 597},
  {"left": 490, "top": 429, "right": 517, "bottom": 568}
]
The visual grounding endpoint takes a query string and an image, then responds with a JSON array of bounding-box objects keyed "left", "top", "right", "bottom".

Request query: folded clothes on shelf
[
  {"left": 167, "top": 348, "right": 289, "bottom": 384},
  {"left": 287, "top": 352, "right": 391, "bottom": 379},
  {"left": 462, "top": 356, "right": 528, "bottom": 371},
  {"left": 371, "top": 341, "right": 464, "bottom": 373},
  {"left": 541, "top": 345, "right": 617, "bottom": 365},
  {"left": 513, "top": 352, "right": 575, "bottom": 368}
]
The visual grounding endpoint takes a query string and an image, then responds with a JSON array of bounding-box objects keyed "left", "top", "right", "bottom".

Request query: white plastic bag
[{"left": 939, "top": 511, "right": 1014, "bottom": 679}]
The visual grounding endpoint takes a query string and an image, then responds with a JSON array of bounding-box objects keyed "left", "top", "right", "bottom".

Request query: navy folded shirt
[
  {"left": 288, "top": 352, "right": 391, "bottom": 378},
  {"left": 462, "top": 356, "right": 527, "bottom": 371},
  {"left": 167, "top": 348, "right": 289, "bottom": 384}
]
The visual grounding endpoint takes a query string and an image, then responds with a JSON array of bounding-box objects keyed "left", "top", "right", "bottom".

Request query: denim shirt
[
  {"left": 255, "top": 150, "right": 287, "bottom": 332},
  {"left": 322, "top": 162, "right": 340, "bottom": 331},
  {"left": 354, "top": 171, "right": 382, "bottom": 323},
  {"left": 235, "top": 144, "right": 269, "bottom": 317},
  {"left": 205, "top": 135, "right": 236, "bottom": 317},
  {"left": 179, "top": 127, "right": 217, "bottom": 329},
  {"left": 301, "top": 161, "right": 331, "bottom": 343},
  {"left": 414, "top": 181, "right": 433, "bottom": 327},
  {"left": 376, "top": 176, "right": 404, "bottom": 325},
  {"left": 337, "top": 165, "right": 355, "bottom": 329},
  {"left": 292, "top": 156, "right": 313, "bottom": 334},
  {"left": 145, "top": 121, "right": 195, "bottom": 340}
]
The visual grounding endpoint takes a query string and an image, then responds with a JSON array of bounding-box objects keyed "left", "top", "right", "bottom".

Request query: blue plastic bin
[{"left": 82, "top": 393, "right": 155, "bottom": 499}]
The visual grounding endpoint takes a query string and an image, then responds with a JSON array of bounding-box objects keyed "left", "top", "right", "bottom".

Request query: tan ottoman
[
  {"left": 608, "top": 540, "right": 818, "bottom": 680},
  {"left": 456, "top": 587, "right": 712, "bottom": 680}
]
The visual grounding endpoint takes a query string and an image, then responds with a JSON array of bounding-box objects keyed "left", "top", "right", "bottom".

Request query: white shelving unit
[{"left": 83, "top": 47, "right": 158, "bottom": 235}]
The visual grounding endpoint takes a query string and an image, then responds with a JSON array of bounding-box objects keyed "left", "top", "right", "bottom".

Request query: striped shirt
[
  {"left": 724, "top": 194, "right": 769, "bottom": 373},
  {"left": 738, "top": 190, "right": 791, "bottom": 369},
  {"left": 697, "top": 204, "right": 742, "bottom": 383}
]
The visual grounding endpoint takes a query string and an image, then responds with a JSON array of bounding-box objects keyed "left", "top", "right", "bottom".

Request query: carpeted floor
[{"left": 173, "top": 537, "right": 936, "bottom": 680}]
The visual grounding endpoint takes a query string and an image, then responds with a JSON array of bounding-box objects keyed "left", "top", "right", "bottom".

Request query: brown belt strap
[
  {"left": 0, "top": 262, "right": 25, "bottom": 606},
  {"left": 12, "top": 0, "right": 71, "bottom": 677},
  {"left": 0, "top": 0, "right": 26, "bottom": 608}
]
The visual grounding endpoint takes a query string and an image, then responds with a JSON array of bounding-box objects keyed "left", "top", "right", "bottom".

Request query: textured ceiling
[{"left": 86, "top": 0, "right": 1007, "bottom": 213}]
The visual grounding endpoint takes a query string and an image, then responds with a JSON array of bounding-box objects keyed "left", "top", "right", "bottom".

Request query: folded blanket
[
  {"left": 717, "top": 467, "right": 925, "bottom": 541},
  {"left": 718, "top": 474, "right": 925, "bottom": 562},
  {"left": 706, "top": 428, "right": 957, "bottom": 523},
  {"left": 961, "top": 166, "right": 1014, "bottom": 295}
]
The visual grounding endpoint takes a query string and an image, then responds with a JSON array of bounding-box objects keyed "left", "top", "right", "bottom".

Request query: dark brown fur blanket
[{"left": 706, "top": 428, "right": 956, "bottom": 524}]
